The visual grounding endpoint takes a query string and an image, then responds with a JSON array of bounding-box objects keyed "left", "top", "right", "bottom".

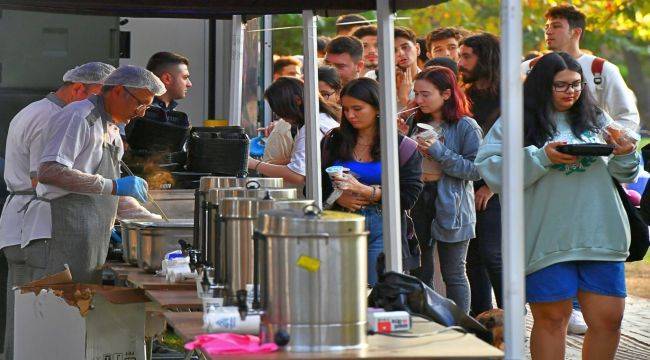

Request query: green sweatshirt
[{"left": 475, "top": 112, "right": 640, "bottom": 274}]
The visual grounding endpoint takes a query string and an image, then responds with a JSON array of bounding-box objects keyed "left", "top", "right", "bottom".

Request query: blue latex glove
[{"left": 114, "top": 176, "right": 148, "bottom": 203}]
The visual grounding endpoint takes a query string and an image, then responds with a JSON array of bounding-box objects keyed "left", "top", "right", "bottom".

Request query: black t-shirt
[
  {"left": 467, "top": 87, "right": 500, "bottom": 191},
  {"left": 466, "top": 87, "right": 500, "bottom": 134}
]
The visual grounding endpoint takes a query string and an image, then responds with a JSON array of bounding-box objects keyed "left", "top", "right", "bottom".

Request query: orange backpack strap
[
  {"left": 527, "top": 56, "right": 542, "bottom": 74},
  {"left": 592, "top": 57, "right": 606, "bottom": 85}
]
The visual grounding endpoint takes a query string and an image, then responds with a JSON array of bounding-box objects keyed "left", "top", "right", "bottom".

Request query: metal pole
[
  {"left": 501, "top": 0, "right": 526, "bottom": 358},
  {"left": 377, "top": 0, "right": 402, "bottom": 272},
  {"left": 262, "top": 15, "right": 273, "bottom": 127},
  {"left": 228, "top": 15, "right": 244, "bottom": 126},
  {"left": 302, "top": 10, "right": 322, "bottom": 207}
]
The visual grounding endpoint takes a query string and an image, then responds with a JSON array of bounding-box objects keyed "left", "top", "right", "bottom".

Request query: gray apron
[{"left": 45, "top": 103, "right": 120, "bottom": 284}]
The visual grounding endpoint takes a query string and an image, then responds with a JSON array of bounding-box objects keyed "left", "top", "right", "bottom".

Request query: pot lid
[{"left": 257, "top": 207, "right": 366, "bottom": 237}]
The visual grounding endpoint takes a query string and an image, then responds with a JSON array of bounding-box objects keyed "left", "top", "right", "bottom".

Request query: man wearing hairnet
[
  {"left": 0, "top": 61, "right": 114, "bottom": 359},
  {"left": 21, "top": 65, "right": 166, "bottom": 285}
]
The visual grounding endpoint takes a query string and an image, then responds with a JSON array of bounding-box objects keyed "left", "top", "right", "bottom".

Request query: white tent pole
[
  {"left": 501, "top": 0, "right": 526, "bottom": 358},
  {"left": 228, "top": 15, "right": 244, "bottom": 126},
  {"left": 302, "top": 10, "right": 323, "bottom": 207},
  {"left": 262, "top": 15, "right": 273, "bottom": 127},
  {"left": 377, "top": 0, "right": 402, "bottom": 272}
]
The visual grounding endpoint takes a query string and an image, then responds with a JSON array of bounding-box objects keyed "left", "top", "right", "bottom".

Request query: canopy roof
[{"left": 0, "top": 1, "right": 447, "bottom": 19}]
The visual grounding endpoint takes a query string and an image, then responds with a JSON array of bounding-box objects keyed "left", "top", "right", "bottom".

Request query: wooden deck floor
[{"left": 524, "top": 296, "right": 650, "bottom": 359}]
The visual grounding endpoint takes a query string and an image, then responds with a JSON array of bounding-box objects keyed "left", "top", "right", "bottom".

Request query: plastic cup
[
  {"left": 415, "top": 123, "right": 438, "bottom": 141},
  {"left": 326, "top": 166, "right": 347, "bottom": 179}
]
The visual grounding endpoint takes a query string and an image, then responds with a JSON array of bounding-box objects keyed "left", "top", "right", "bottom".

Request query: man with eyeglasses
[
  {"left": 0, "top": 62, "right": 114, "bottom": 359},
  {"left": 21, "top": 65, "right": 165, "bottom": 284}
]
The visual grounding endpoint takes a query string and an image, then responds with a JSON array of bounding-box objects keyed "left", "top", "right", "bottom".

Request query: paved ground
[{"left": 524, "top": 296, "right": 650, "bottom": 359}]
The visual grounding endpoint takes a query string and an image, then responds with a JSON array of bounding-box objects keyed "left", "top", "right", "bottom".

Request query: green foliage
[{"left": 272, "top": 1, "right": 649, "bottom": 60}]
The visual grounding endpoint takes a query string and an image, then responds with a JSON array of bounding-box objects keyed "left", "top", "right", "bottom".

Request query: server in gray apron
[
  {"left": 0, "top": 62, "right": 115, "bottom": 359},
  {"left": 22, "top": 65, "right": 166, "bottom": 285}
]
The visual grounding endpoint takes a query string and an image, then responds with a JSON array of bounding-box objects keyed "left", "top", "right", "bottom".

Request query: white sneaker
[{"left": 568, "top": 309, "right": 588, "bottom": 335}]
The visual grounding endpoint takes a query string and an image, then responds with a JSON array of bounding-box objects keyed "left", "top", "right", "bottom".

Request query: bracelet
[
  {"left": 254, "top": 160, "right": 264, "bottom": 173},
  {"left": 370, "top": 185, "right": 376, "bottom": 202}
]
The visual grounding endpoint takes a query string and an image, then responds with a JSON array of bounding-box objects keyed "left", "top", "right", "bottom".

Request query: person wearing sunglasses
[{"left": 21, "top": 65, "right": 165, "bottom": 285}]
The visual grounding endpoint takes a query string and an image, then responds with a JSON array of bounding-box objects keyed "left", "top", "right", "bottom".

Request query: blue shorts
[{"left": 526, "top": 261, "right": 626, "bottom": 303}]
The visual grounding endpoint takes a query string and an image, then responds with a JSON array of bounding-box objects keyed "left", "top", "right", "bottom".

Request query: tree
[{"left": 272, "top": 1, "right": 649, "bottom": 127}]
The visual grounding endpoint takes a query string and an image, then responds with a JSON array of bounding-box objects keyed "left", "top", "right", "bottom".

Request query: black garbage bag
[{"left": 368, "top": 271, "right": 493, "bottom": 344}]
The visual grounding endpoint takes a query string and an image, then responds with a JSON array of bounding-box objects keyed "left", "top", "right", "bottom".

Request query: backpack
[{"left": 528, "top": 56, "right": 605, "bottom": 87}]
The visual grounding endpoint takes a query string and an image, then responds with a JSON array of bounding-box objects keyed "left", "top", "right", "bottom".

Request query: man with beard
[
  {"left": 324, "top": 36, "right": 365, "bottom": 87},
  {"left": 352, "top": 25, "right": 379, "bottom": 75},
  {"left": 457, "top": 32, "right": 504, "bottom": 316}
]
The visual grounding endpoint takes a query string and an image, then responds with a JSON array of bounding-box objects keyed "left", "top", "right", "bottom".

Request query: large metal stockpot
[
  {"left": 135, "top": 219, "right": 194, "bottom": 272},
  {"left": 254, "top": 208, "right": 368, "bottom": 352},
  {"left": 205, "top": 187, "right": 297, "bottom": 271},
  {"left": 218, "top": 198, "right": 314, "bottom": 306},
  {"left": 194, "top": 177, "right": 283, "bottom": 262},
  {"left": 145, "top": 189, "right": 195, "bottom": 219}
]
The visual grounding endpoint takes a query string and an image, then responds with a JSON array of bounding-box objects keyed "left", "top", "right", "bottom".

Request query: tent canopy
[{"left": 0, "top": 1, "right": 447, "bottom": 19}]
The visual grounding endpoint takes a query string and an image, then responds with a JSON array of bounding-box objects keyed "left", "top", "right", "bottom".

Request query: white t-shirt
[
  {"left": 521, "top": 54, "right": 640, "bottom": 132},
  {"left": 21, "top": 96, "right": 123, "bottom": 244},
  {"left": 0, "top": 94, "right": 64, "bottom": 249},
  {"left": 286, "top": 113, "right": 339, "bottom": 176}
]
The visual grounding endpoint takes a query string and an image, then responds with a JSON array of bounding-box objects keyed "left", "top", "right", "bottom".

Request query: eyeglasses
[
  {"left": 552, "top": 81, "right": 586, "bottom": 93},
  {"left": 320, "top": 90, "right": 336, "bottom": 100},
  {"left": 123, "top": 87, "right": 151, "bottom": 113}
]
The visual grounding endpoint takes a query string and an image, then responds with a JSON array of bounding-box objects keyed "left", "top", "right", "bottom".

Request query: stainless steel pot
[
  {"left": 218, "top": 198, "right": 314, "bottom": 306},
  {"left": 119, "top": 218, "right": 148, "bottom": 265},
  {"left": 195, "top": 177, "right": 283, "bottom": 263},
  {"left": 205, "top": 186, "right": 297, "bottom": 270},
  {"left": 254, "top": 207, "right": 368, "bottom": 352},
  {"left": 145, "top": 189, "right": 195, "bottom": 219},
  {"left": 135, "top": 219, "right": 194, "bottom": 272}
]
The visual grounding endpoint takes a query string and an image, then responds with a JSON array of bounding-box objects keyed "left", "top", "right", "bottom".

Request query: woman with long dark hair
[
  {"left": 476, "top": 52, "right": 638, "bottom": 359},
  {"left": 248, "top": 77, "right": 340, "bottom": 185},
  {"left": 321, "top": 78, "right": 423, "bottom": 286},
  {"left": 407, "top": 66, "right": 483, "bottom": 314}
]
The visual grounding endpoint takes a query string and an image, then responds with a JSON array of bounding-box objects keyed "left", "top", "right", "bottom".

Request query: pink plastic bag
[{"left": 185, "top": 333, "right": 279, "bottom": 355}]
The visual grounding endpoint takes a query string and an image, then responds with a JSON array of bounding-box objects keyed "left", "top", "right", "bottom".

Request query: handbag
[{"left": 613, "top": 179, "right": 649, "bottom": 262}]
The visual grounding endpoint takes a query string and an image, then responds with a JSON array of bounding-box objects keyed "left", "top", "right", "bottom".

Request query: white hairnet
[
  {"left": 62, "top": 62, "right": 116, "bottom": 84},
  {"left": 103, "top": 65, "right": 166, "bottom": 96}
]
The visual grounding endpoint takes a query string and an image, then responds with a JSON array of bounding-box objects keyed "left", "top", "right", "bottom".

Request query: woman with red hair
[{"left": 407, "top": 66, "right": 483, "bottom": 314}]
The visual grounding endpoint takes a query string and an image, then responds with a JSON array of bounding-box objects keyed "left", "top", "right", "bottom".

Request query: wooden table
[
  {"left": 146, "top": 289, "right": 202, "bottom": 311},
  {"left": 164, "top": 312, "right": 503, "bottom": 359},
  {"left": 105, "top": 262, "right": 196, "bottom": 290}
]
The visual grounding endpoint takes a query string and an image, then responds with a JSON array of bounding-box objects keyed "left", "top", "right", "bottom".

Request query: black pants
[
  {"left": 467, "top": 195, "right": 503, "bottom": 316},
  {"left": 410, "top": 182, "right": 437, "bottom": 287}
]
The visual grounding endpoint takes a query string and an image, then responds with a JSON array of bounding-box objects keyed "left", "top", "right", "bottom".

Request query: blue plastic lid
[{"left": 167, "top": 252, "right": 185, "bottom": 260}]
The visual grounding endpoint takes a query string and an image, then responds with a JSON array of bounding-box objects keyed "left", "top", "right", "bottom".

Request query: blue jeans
[{"left": 359, "top": 205, "right": 383, "bottom": 286}]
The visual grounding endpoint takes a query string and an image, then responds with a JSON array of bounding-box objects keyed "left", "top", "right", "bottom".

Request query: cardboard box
[{"left": 14, "top": 270, "right": 149, "bottom": 360}]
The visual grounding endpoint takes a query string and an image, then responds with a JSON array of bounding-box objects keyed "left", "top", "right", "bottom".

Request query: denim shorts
[{"left": 526, "top": 261, "right": 626, "bottom": 303}]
